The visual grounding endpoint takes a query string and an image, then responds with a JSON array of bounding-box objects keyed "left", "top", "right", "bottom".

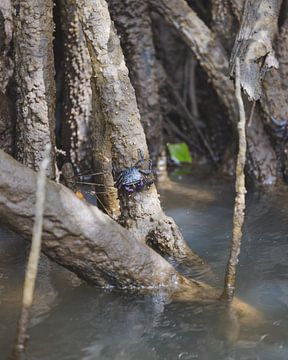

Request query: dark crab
[{"left": 114, "top": 150, "right": 154, "bottom": 193}]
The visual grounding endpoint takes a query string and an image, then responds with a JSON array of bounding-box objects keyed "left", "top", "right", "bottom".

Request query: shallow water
[{"left": 1, "top": 174, "right": 288, "bottom": 359}]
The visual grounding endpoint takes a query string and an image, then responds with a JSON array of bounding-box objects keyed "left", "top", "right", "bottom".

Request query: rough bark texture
[
  {"left": 246, "top": 107, "right": 278, "bottom": 185},
  {"left": 223, "top": 59, "right": 246, "bottom": 301},
  {"left": 0, "top": 0, "right": 13, "bottom": 92},
  {"left": 261, "top": 17, "right": 288, "bottom": 181},
  {"left": 60, "top": 0, "right": 93, "bottom": 171},
  {"left": 230, "top": 0, "right": 282, "bottom": 100},
  {"left": 62, "top": 0, "right": 120, "bottom": 217},
  {"left": 89, "top": 70, "right": 121, "bottom": 218},
  {"left": 211, "top": 0, "right": 238, "bottom": 51},
  {"left": 13, "top": 0, "right": 56, "bottom": 177},
  {"left": 0, "top": 92, "right": 14, "bottom": 154},
  {"left": 0, "top": 0, "right": 15, "bottom": 154},
  {"left": 230, "top": 0, "right": 245, "bottom": 21},
  {"left": 277, "top": 18, "right": 288, "bottom": 95},
  {"left": 264, "top": 16, "right": 288, "bottom": 103},
  {"left": 77, "top": 0, "right": 205, "bottom": 265},
  {"left": 108, "top": 0, "right": 164, "bottom": 164}
]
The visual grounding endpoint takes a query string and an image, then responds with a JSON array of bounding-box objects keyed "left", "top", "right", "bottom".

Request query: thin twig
[
  {"left": 75, "top": 181, "right": 114, "bottom": 187},
  {"left": 12, "top": 144, "right": 51, "bottom": 359},
  {"left": 222, "top": 57, "right": 247, "bottom": 302},
  {"left": 76, "top": 170, "right": 107, "bottom": 176},
  {"left": 93, "top": 193, "right": 114, "bottom": 218},
  {"left": 247, "top": 100, "right": 256, "bottom": 127}
]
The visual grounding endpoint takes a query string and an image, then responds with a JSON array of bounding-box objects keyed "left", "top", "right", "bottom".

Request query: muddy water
[{"left": 1, "top": 174, "right": 288, "bottom": 359}]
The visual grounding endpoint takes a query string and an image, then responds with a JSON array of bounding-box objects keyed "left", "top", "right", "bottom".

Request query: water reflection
[{"left": 1, "top": 175, "right": 288, "bottom": 359}]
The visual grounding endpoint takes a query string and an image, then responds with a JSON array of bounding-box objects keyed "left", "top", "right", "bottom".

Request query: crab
[{"left": 114, "top": 150, "right": 154, "bottom": 193}]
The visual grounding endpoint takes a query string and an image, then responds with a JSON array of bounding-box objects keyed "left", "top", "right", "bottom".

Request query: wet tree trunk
[
  {"left": 77, "top": 0, "right": 205, "bottom": 266},
  {"left": 13, "top": 0, "right": 56, "bottom": 177},
  {"left": 108, "top": 0, "right": 164, "bottom": 165},
  {"left": 0, "top": 149, "right": 191, "bottom": 290}
]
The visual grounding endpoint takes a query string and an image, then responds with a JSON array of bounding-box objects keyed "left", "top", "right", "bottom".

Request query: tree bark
[
  {"left": 211, "top": 0, "right": 237, "bottom": 51},
  {"left": 0, "top": 92, "right": 14, "bottom": 154},
  {"left": 0, "top": 0, "right": 13, "bottom": 93},
  {"left": 59, "top": 0, "right": 93, "bottom": 172},
  {"left": 77, "top": 0, "right": 205, "bottom": 265},
  {"left": 0, "top": 0, "right": 15, "bottom": 155},
  {"left": 13, "top": 0, "right": 56, "bottom": 177},
  {"left": 246, "top": 107, "right": 278, "bottom": 185},
  {"left": 108, "top": 0, "right": 164, "bottom": 165},
  {"left": 229, "top": 0, "right": 245, "bottom": 21},
  {"left": 230, "top": 0, "right": 282, "bottom": 100},
  {"left": 261, "top": 17, "right": 288, "bottom": 181}
]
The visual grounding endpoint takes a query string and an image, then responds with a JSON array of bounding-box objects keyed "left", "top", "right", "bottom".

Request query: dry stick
[
  {"left": 247, "top": 100, "right": 256, "bottom": 127},
  {"left": 12, "top": 144, "right": 51, "bottom": 358},
  {"left": 222, "top": 58, "right": 247, "bottom": 302}
]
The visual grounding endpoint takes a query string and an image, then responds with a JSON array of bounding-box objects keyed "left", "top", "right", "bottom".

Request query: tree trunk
[
  {"left": 229, "top": 0, "right": 284, "bottom": 184},
  {"left": 13, "top": 0, "right": 56, "bottom": 177},
  {"left": 0, "top": 93, "right": 14, "bottom": 154},
  {"left": 150, "top": 0, "right": 279, "bottom": 186},
  {"left": 261, "top": 17, "right": 288, "bottom": 181},
  {"left": 230, "top": 0, "right": 244, "bottom": 20},
  {"left": 0, "top": 0, "right": 13, "bottom": 93},
  {"left": 246, "top": 106, "right": 278, "bottom": 185},
  {"left": 230, "top": 0, "right": 282, "bottom": 100},
  {"left": 108, "top": 0, "right": 164, "bottom": 165},
  {"left": 0, "top": 0, "right": 15, "bottom": 155},
  {"left": 59, "top": 0, "right": 93, "bottom": 172},
  {"left": 77, "top": 0, "right": 206, "bottom": 266},
  {"left": 0, "top": 149, "right": 191, "bottom": 290},
  {"left": 211, "top": 0, "right": 237, "bottom": 51}
]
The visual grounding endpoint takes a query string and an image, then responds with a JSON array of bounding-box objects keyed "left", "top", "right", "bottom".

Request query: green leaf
[{"left": 167, "top": 143, "right": 192, "bottom": 164}]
